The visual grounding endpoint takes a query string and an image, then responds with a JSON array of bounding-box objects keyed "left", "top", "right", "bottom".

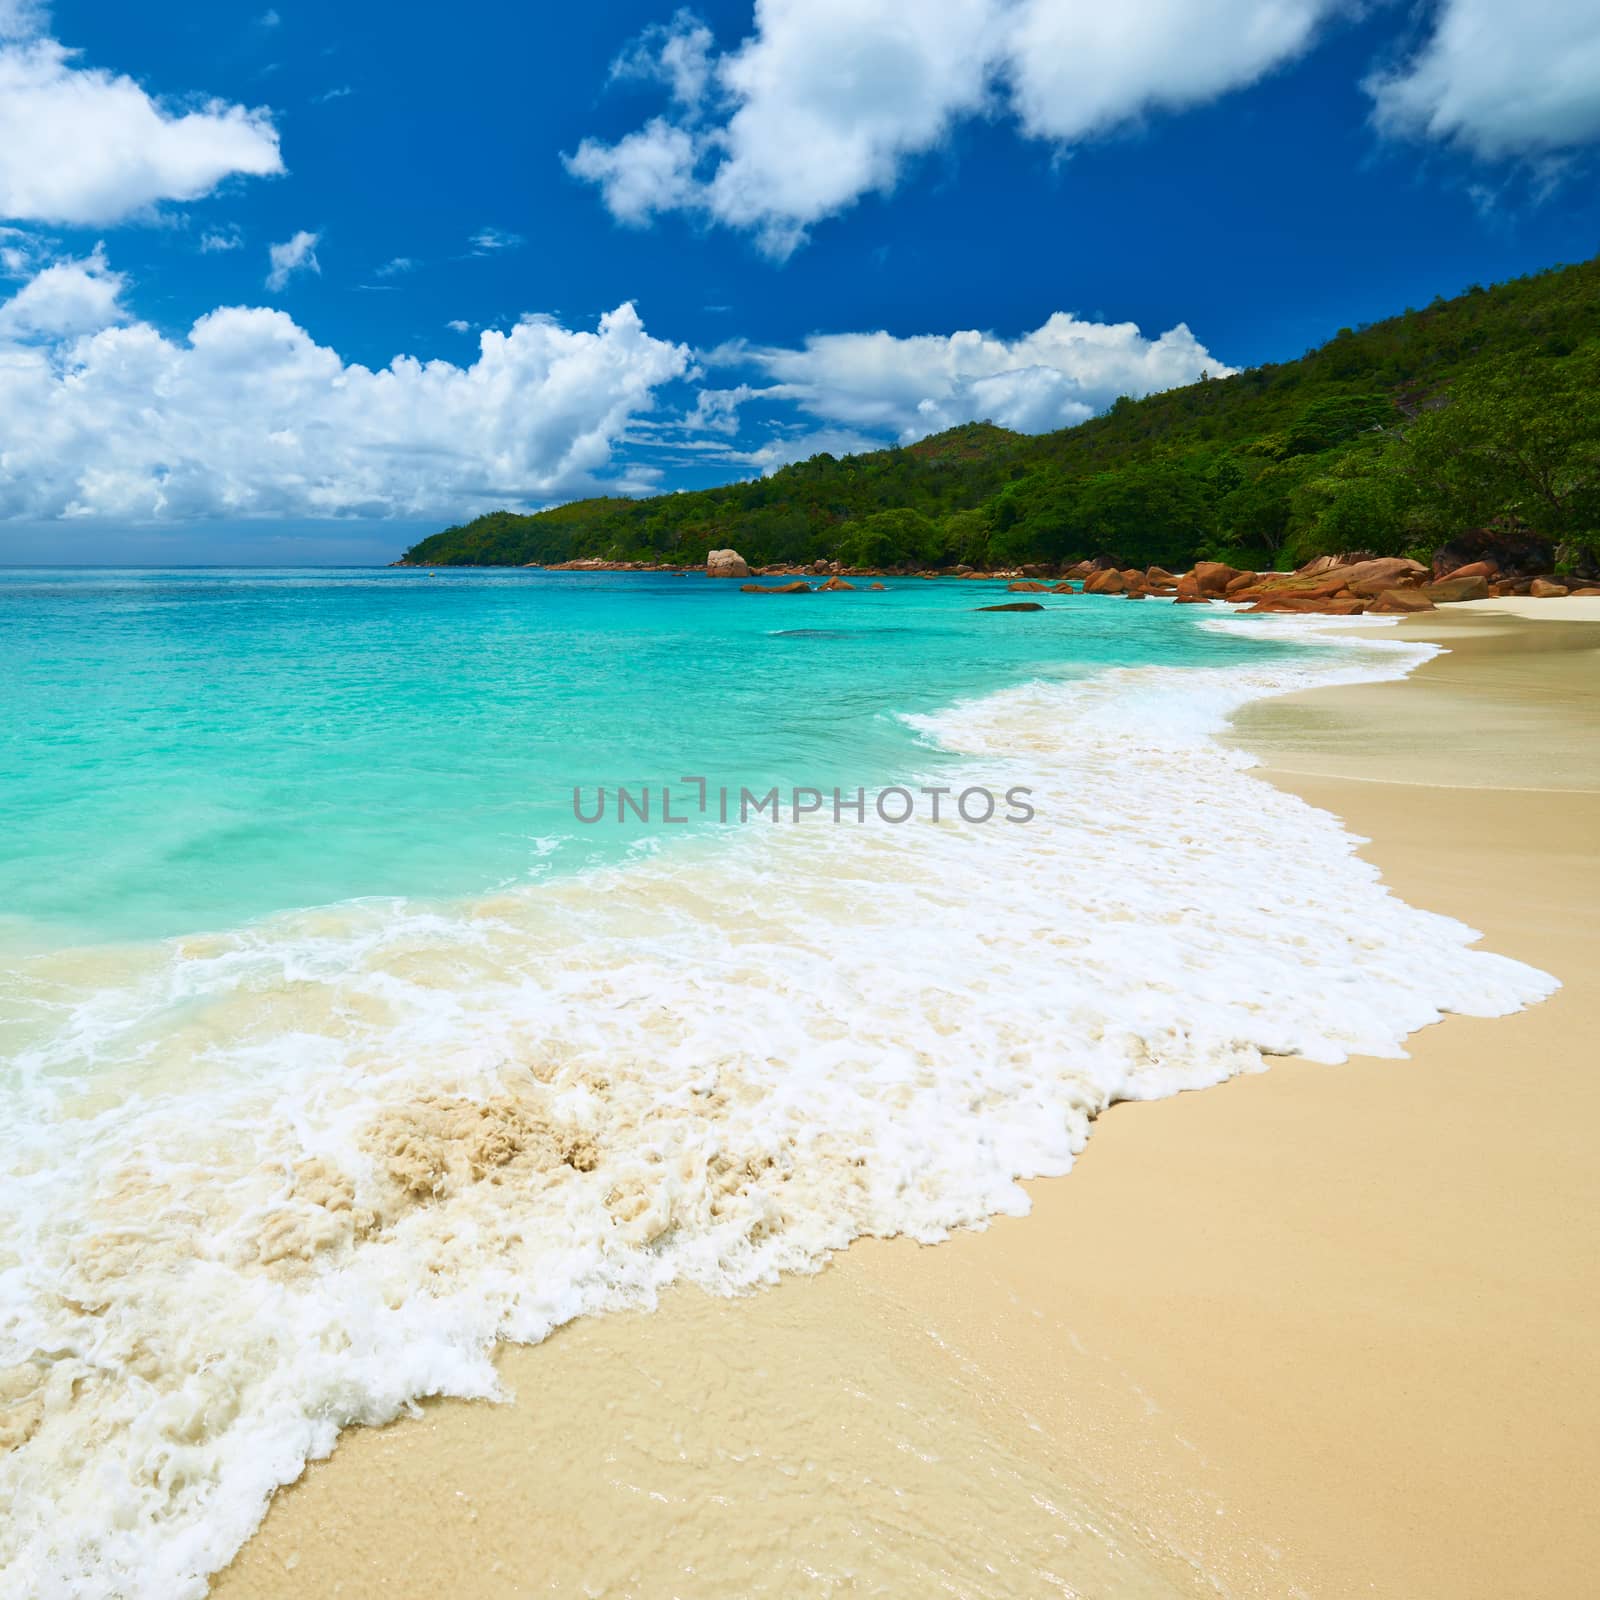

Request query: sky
[{"left": 2, "top": 0, "right": 1598, "bottom": 564}]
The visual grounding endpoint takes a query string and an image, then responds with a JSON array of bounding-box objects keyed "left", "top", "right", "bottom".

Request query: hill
[{"left": 401, "top": 256, "right": 1600, "bottom": 575}]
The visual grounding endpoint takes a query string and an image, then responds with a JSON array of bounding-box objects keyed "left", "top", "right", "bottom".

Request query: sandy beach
[{"left": 217, "top": 599, "right": 1600, "bottom": 1600}]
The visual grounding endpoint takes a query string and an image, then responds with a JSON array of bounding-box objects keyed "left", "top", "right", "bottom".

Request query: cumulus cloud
[
  {"left": 567, "top": 0, "right": 1341, "bottom": 254},
  {"left": 0, "top": 245, "right": 125, "bottom": 340},
  {"left": 714, "top": 312, "right": 1232, "bottom": 444},
  {"left": 200, "top": 225, "right": 243, "bottom": 253},
  {"left": 0, "top": 252, "right": 690, "bottom": 521},
  {"left": 0, "top": 13, "right": 282, "bottom": 225},
  {"left": 1367, "top": 0, "right": 1600, "bottom": 159},
  {"left": 266, "top": 229, "right": 319, "bottom": 291}
]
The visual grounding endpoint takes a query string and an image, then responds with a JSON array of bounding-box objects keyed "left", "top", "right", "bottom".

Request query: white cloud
[
  {"left": 314, "top": 83, "right": 353, "bottom": 103},
  {"left": 0, "top": 245, "right": 125, "bottom": 340},
  {"left": 714, "top": 311, "right": 1232, "bottom": 442},
  {"left": 565, "top": 118, "right": 703, "bottom": 226},
  {"left": 468, "top": 226, "right": 524, "bottom": 253},
  {"left": 1002, "top": 0, "right": 1334, "bottom": 143},
  {"left": 0, "top": 254, "right": 690, "bottom": 521},
  {"left": 568, "top": 0, "right": 1341, "bottom": 254},
  {"left": 0, "top": 16, "right": 282, "bottom": 225},
  {"left": 611, "top": 7, "right": 715, "bottom": 106},
  {"left": 266, "top": 229, "right": 319, "bottom": 291},
  {"left": 200, "top": 225, "right": 243, "bottom": 252},
  {"left": 446, "top": 319, "right": 471, "bottom": 332},
  {"left": 375, "top": 255, "right": 416, "bottom": 277},
  {"left": 1367, "top": 0, "right": 1600, "bottom": 158}
]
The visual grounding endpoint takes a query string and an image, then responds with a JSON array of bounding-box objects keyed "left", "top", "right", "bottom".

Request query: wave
[{"left": 0, "top": 618, "right": 1555, "bottom": 1597}]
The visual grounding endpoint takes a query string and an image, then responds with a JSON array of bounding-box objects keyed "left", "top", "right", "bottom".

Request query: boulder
[
  {"left": 1224, "top": 571, "right": 1260, "bottom": 595},
  {"left": 1243, "top": 595, "right": 1368, "bottom": 615},
  {"left": 1146, "top": 566, "right": 1180, "bottom": 586},
  {"left": 1423, "top": 574, "right": 1492, "bottom": 603},
  {"left": 1007, "top": 579, "right": 1051, "bottom": 592},
  {"left": 812, "top": 559, "right": 831, "bottom": 574},
  {"left": 1051, "top": 581, "right": 1077, "bottom": 593},
  {"left": 868, "top": 582, "right": 886, "bottom": 590},
  {"left": 1083, "top": 568, "right": 1127, "bottom": 594},
  {"left": 1430, "top": 530, "right": 1552, "bottom": 579},
  {"left": 1571, "top": 587, "right": 1600, "bottom": 597},
  {"left": 1369, "top": 588, "right": 1436, "bottom": 614},
  {"left": 1175, "top": 571, "right": 1202, "bottom": 601},
  {"left": 1193, "top": 561, "right": 1242, "bottom": 595},
  {"left": 707, "top": 548, "right": 750, "bottom": 579},
  {"left": 1529, "top": 578, "right": 1570, "bottom": 598},
  {"left": 977, "top": 601, "right": 1045, "bottom": 612},
  {"left": 1019, "top": 563, "right": 1052, "bottom": 578},
  {"left": 1341, "top": 557, "right": 1429, "bottom": 597},
  {"left": 1439, "top": 560, "right": 1497, "bottom": 583},
  {"left": 818, "top": 576, "right": 856, "bottom": 591},
  {"left": 740, "top": 581, "right": 812, "bottom": 594}
]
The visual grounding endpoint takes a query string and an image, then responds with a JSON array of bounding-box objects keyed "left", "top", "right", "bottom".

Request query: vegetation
[{"left": 403, "top": 256, "right": 1600, "bottom": 574}]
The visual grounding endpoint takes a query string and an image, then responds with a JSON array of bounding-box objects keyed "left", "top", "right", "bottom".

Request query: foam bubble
[{"left": 0, "top": 623, "right": 1555, "bottom": 1597}]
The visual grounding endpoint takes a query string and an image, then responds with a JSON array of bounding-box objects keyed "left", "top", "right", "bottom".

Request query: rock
[
  {"left": 1007, "top": 579, "right": 1051, "bottom": 592},
  {"left": 977, "top": 601, "right": 1045, "bottom": 612},
  {"left": 1224, "top": 571, "right": 1260, "bottom": 594},
  {"left": 818, "top": 576, "right": 856, "bottom": 591},
  {"left": 1529, "top": 578, "right": 1570, "bottom": 598},
  {"left": 707, "top": 548, "right": 750, "bottom": 579},
  {"left": 812, "top": 559, "right": 830, "bottom": 574},
  {"left": 867, "top": 582, "right": 886, "bottom": 591},
  {"left": 1570, "top": 587, "right": 1600, "bottom": 597},
  {"left": 740, "top": 581, "right": 813, "bottom": 594},
  {"left": 1242, "top": 595, "right": 1368, "bottom": 615},
  {"left": 1430, "top": 529, "right": 1552, "bottom": 579},
  {"left": 1193, "top": 561, "right": 1242, "bottom": 595},
  {"left": 1439, "top": 560, "right": 1497, "bottom": 583},
  {"left": 1175, "top": 571, "right": 1202, "bottom": 601},
  {"left": 1369, "top": 588, "right": 1437, "bottom": 613},
  {"left": 1124, "top": 589, "right": 1149, "bottom": 599},
  {"left": 1050, "top": 581, "right": 1077, "bottom": 593},
  {"left": 1341, "top": 557, "right": 1429, "bottom": 597},
  {"left": 1423, "top": 574, "right": 1492, "bottom": 603},
  {"left": 1063, "top": 560, "right": 1095, "bottom": 579},
  {"left": 954, "top": 564, "right": 974, "bottom": 574},
  {"left": 1296, "top": 552, "right": 1374, "bottom": 576},
  {"left": 1083, "top": 568, "right": 1127, "bottom": 594},
  {"left": 1019, "top": 563, "right": 1052, "bottom": 578},
  {"left": 1146, "top": 566, "right": 1180, "bottom": 586}
]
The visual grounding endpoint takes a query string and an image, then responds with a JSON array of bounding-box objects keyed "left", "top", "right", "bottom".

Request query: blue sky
[{"left": 2, "top": 0, "right": 1598, "bottom": 563}]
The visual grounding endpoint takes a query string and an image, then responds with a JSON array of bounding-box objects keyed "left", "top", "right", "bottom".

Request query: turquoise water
[{"left": 0, "top": 567, "right": 1298, "bottom": 945}]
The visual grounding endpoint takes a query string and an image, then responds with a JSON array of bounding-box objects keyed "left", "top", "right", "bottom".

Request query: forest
[{"left": 402, "top": 256, "right": 1600, "bottom": 575}]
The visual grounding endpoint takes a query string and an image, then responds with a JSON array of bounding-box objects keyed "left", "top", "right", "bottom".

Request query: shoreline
[{"left": 217, "top": 601, "right": 1600, "bottom": 1598}]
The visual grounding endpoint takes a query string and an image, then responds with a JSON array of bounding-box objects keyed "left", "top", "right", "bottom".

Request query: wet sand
[{"left": 218, "top": 601, "right": 1600, "bottom": 1600}]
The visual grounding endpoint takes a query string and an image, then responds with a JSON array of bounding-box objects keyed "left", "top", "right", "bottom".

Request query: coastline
[{"left": 217, "top": 601, "right": 1600, "bottom": 1599}]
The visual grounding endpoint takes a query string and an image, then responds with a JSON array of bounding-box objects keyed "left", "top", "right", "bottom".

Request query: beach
[{"left": 215, "top": 597, "right": 1600, "bottom": 1599}]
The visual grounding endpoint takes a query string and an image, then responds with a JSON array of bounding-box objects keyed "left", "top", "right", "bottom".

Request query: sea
[{"left": 0, "top": 567, "right": 1555, "bottom": 1596}]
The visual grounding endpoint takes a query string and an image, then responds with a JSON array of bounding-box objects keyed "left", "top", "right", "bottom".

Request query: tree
[{"left": 1394, "top": 349, "right": 1600, "bottom": 555}]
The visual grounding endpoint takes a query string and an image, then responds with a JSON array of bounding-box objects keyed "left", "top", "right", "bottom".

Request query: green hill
[{"left": 401, "top": 256, "right": 1600, "bottom": 574}]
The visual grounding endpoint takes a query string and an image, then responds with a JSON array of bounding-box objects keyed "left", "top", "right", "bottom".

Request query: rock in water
[
  {"left": 977, "top": 601, "right": 1045, "bottom": 612},
  {"left": 706, "top": 548, "right": 750, "bottom": 578}
]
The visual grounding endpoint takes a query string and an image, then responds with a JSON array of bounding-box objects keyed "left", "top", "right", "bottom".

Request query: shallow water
[{"left": 0, "top": 571, "right": 1556, "bottom": 1597}]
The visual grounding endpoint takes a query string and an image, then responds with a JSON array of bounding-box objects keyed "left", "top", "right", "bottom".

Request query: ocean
[{"left": 0, "top": 568, "right": 1555, "bottom": 1596}]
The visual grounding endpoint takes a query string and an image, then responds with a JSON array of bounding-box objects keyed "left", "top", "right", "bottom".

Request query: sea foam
[{"left": 0, "top": 619, "right": 1556, "bottom": 1597}]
